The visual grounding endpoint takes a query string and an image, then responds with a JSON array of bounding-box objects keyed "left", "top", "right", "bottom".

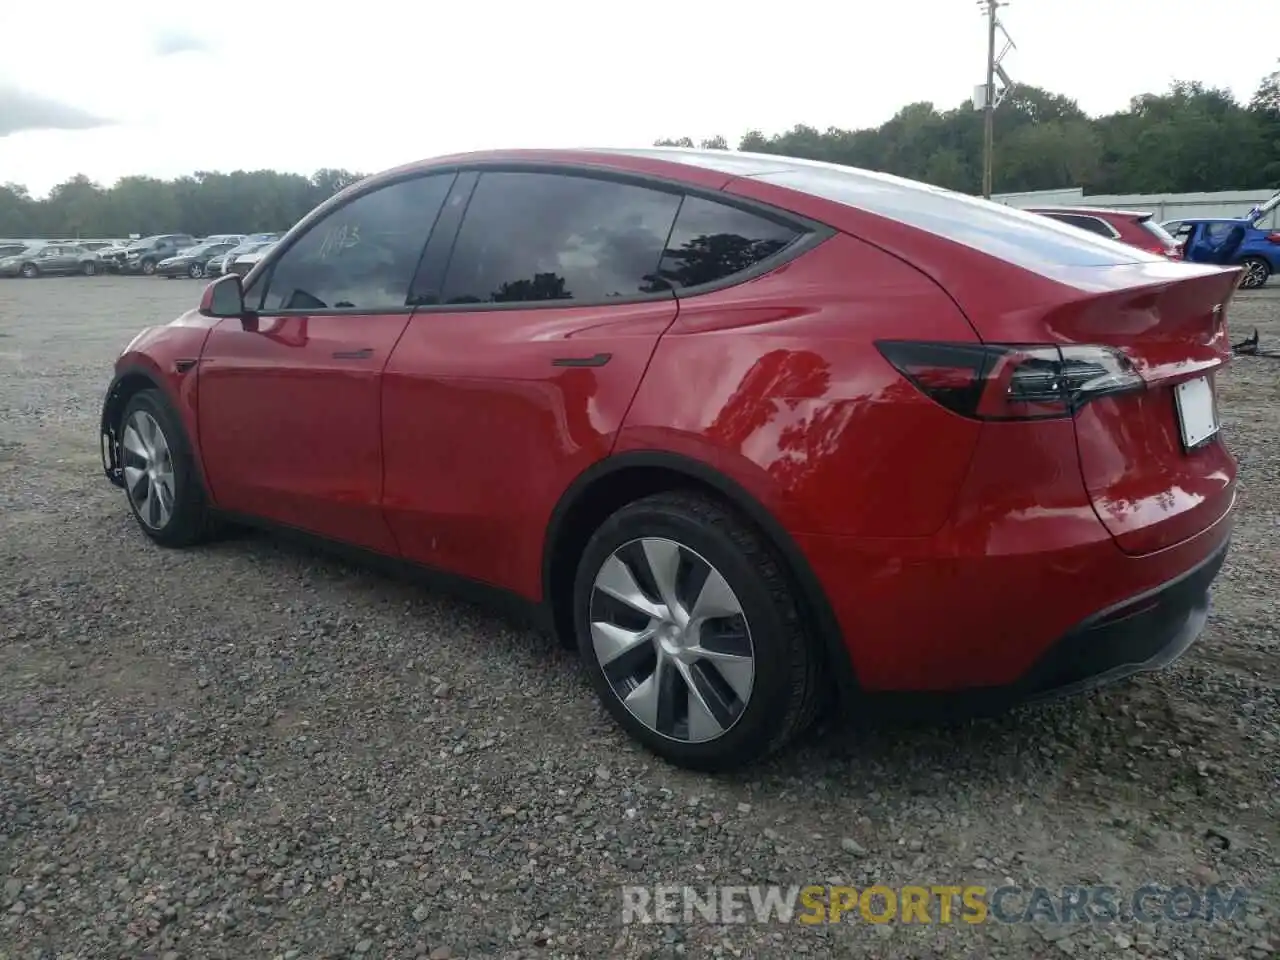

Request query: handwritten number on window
[{"left": 318, "top": 224, "right": 361, "bottom": 260}]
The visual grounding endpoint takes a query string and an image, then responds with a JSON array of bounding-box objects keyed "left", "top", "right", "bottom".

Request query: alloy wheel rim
[
  {"left": 21, "top": 264, "right": 35, "bottom": 277},
  {"left": 1243, "top": 261, "right": 1267, "bottom": 288},
  {"left": 122, "top": 410, "right": 176, "bottom": 530},
  {"left": 189, "top": 264, "right": 202, "bottom": 278},
  {"left": 589, "top": 537, "right": 755, "bottom": 743}
]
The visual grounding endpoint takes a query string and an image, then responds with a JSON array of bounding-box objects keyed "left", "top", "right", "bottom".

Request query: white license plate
[{"left": 1174, "top": 375, "right": 1219, "bottom": 449}]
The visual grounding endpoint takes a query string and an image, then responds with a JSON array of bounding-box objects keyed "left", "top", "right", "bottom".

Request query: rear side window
[
  {"left": 439, "top": 172, "right": 682, "bottom": 304},
  {"left": 256, "top": 173, "right": 453, "bottom": 312},
  {"left": 654, "top": 196, "right": 802, "bottom": 290},
  {"left": 747, "top": 161, "right": 1162, "bottom": 269}
]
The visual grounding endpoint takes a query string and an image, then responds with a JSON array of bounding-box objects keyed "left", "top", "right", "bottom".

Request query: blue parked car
[{"left": 1165, "top": 192, "right": 1280, "bottom": 289}]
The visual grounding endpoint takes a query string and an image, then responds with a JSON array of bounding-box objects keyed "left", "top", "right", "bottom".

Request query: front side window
[
  {"left": 654, "top": 196, "right": 802, "bottom": 290},
  {"left": 439, "top": 172, "right": 682, "bottom": 305},
  {"left": 255, "top": 174, "right": 453, "bottom": 312}
]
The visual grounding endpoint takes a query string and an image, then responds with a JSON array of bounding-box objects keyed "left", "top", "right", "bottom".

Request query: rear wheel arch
[{"left": 541, "top": 450, "right": 859, "bottom": 703}]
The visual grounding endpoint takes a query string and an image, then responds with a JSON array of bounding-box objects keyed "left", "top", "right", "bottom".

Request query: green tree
[{"left": 655, "top": 69, "right": 1279, "bottom": 196}]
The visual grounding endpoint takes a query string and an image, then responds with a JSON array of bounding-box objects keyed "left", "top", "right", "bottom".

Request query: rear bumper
[
  {"left": 1011, "top": 535, "right": 1226, "bottom": 701},
  {"left": 797, "top": 489, "right": 1234, "bottom": 702}
]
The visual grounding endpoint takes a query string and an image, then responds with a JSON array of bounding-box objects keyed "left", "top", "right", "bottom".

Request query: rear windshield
[
  {"left": 741, "top": 162, "right": 1163, "bottom": 270},
  {"left": 1139, "top": 218, "right": 1178, "bottom": 246}
]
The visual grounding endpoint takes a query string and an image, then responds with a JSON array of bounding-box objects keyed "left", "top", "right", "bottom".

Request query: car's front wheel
[
  {"left": 188, "top": 262, "right": 204, "bottom": 279},
  {"left": 140, "top": 258, "right": 157, "bottom": 276},
  {"left": 1239, "top": 256, "right": 1271, "bottom": 289},
  {"left": 82, "top": 261, "right": 97, "bottom": 276},
  {"left": 119, "top": 389, "right": 215, "bottom": 547},
  {"left": 573, "top": 492, "right": 823, "bottom": 771},
  {"left": 19, "top": 262, "right": 38, "bottom": 278}
]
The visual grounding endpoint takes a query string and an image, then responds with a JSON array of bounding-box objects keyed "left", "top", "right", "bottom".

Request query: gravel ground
[{"left": 0, "top": 275, "right": 1276, "bottom": 960}]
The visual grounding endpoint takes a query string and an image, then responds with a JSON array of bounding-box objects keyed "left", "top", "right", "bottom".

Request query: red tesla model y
[{"left": 100, "top": 148, "right": 1239, "bottom": 770}]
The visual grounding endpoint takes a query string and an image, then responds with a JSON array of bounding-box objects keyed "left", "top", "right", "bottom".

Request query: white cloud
[{"left": 0, "top": 0, "right": 1276, "bottom": 195}]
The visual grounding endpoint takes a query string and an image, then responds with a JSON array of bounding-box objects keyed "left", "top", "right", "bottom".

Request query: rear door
[
  {"left": 381, "top": 168, "right": 684, "bottom": 596},
  {"left": 198, "top": 172, "right": 455, "bottom": 553}
]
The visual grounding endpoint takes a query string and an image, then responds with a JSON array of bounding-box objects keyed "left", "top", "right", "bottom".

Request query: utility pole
[
  {"left": 975, "top": 0, "right": 1015, "bottom": 199},
  {"left": 982, "top": 0, "right": 998, "bottom": 199}
]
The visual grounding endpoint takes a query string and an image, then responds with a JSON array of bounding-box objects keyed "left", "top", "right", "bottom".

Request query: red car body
[
  {"left": 1028, "top": 205, "right": 1184, "bottom": 260},
  {"left": 101, "top": 149, "right": 1239, "bottom": 768}
]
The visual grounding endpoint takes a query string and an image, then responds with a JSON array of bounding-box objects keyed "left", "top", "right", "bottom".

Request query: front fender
[{"left": 100, "top": 311, "right": 221, "bottom": 492}]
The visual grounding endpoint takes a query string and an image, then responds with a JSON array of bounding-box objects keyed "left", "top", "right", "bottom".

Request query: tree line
[
  {"left": 2, "top": 65, "right": 1277, "bottom": 240},
  {"left": 665, "top": 68, "right": 1280, "bottom": 198},
  {"left": 0, "top": 168, "right": 367, "bottom": 240}
]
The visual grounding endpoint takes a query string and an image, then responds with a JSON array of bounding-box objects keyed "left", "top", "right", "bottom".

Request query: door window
[
  {"left": 253, "top": 173, "right": 454, "bottom": 312},
  {"left": 438, "top": 171, "right": 682, "bottom": 305},
  {"left": 653, "top": 195, "right": 802, "bottom": 290}
]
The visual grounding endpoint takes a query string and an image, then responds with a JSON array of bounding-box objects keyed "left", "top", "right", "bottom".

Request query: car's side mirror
[{"left": 199, "top": 273, "right": 247, "bottom": 319}]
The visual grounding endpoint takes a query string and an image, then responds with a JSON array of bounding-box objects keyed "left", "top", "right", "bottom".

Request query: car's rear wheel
[
  {"left": 140, "top": 258, "right": 157, "bottom": 276},
  {"left": 573, "top": 491, "right": 822, "bottom": 771},
  {"left": 119, "top": 389, "right": 215, "bottom": 547},
  {"left": 82, "top": 261, "right": 97, "bottom": 276},
  {"left": 19, "top": 262, "right": 38, "bottom": 278},
  {"left": 188, "top": 262, "right": 204, "bottom": 279},
  {"left": 1239, "top": 256, "right": 1271, "bottom": 289}
]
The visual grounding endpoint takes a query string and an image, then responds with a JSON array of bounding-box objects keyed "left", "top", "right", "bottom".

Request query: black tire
[
  {"left": 140, "top": 258, "right": 157, "bottom": 276},
  {"left": 1239, "top": 256, "right": 1271, "bottom": 289},
  {"left": 573, "top": 491, "right": 823, "bottom": 772},
  {"left": 188, "top": 262, "right": 204, "bottom": 279},
  {"left": 19, "top": 262, "right": 38, "bottom": 278},
  {"left": 118, "top": 389, "right": 216, "bottom": 547},
  {"left": 82, "top": 261, "right": 97, "bottom": 276}
]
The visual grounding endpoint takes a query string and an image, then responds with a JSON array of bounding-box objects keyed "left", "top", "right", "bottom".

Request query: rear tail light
[
  {"left": 875, "top": 341, "right": 1144, "bottom": 421},
  {"left": 1266, "top": 233, "right": 1280, "bottom": 244}
]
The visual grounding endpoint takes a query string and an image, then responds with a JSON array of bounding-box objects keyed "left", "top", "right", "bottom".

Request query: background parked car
[
  {"left": 0, "top": 242, "right": 33, "bottom": 260},
  {"left": 108, "top": 235, "right": 198, "bottom": 275},
  {"left": 207, "top": 234, "right": 282, "bottom": 277},
  {"left": 1028, "top": 206, "right": 1182, "bottom": 259},
  {"left": 225, "top": 240, "right": 278, "bottom": 277},
  {"left": 155, "top": 241, "right": 239, "bottom": 279},
  {"left": 1165, "top": 197, "right": 1280, "bottom": 288},
  {"left": 78, "top": 240, "right": 133, "bottom": 275},
  {"left": 0, "top": 243, "right": 89, "bottom": 278}
]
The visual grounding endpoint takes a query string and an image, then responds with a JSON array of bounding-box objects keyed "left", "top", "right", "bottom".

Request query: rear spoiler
[{"left": 1243, "top": 190, "right": 1280, "bottom": 224}]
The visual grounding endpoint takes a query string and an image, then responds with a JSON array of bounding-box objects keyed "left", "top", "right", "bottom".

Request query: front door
[
  {"left": 381, "top": 169, "right": 688, "bottom": 596},
  {"left": 197, "top": 172, "right": 457, "bottom": 554}
]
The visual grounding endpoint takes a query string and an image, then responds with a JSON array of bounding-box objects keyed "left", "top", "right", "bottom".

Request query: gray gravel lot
[{"left": 0, "top": 275, "right": 1277, "bottom": 960}]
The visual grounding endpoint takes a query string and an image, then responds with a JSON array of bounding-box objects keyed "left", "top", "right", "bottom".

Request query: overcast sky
[{"left": 2, "top": 0, "right": 1276, "bottom": 197}]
